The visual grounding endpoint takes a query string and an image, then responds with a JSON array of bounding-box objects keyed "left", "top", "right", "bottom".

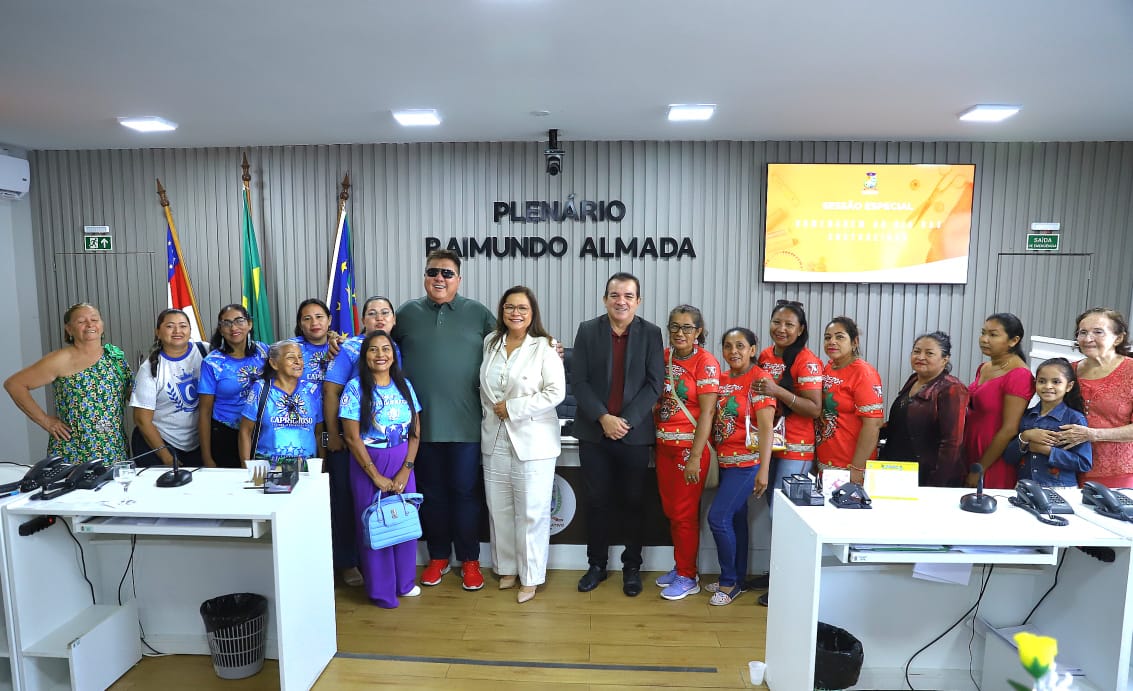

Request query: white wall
[{"left": 0, "top": 146, "right": 48, "bottom": 461}]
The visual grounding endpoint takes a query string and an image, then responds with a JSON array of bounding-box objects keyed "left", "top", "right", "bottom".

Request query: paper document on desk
[
  {"left": 853, "top": 544, "right": 949, "bottom": 552},
  {"left": 156, "top": 517, "right": 224, "bottom": 528},
  {"left": 912, "top": 562, "right": 972, "bottom": 585},
  {"left": 951, "top": 546, "right": 1044, "bottom": 555}
]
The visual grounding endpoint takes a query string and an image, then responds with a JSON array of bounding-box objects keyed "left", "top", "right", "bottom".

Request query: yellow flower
[{"left": 1014, "top": 631, "right": 1058, "bottom": 679}]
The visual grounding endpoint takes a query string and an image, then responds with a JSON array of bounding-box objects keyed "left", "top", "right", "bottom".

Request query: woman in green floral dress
[{"left": 4, "top": 303, "right": 131, "bottom": 463}]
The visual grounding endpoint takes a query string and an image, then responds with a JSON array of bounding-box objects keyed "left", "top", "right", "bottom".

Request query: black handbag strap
[{"left": 249, "top": 377, "right": 273, "bottom": 457}]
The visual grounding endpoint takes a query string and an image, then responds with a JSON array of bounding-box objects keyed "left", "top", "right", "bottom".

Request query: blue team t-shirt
[
  {"left": 339, "top": 376, "right": 420, "bottom": 448},
  {"left": 242, "top": 378, "right": 324, "bottom": 458},
  {"left": 199, "top": 342, "right": 269, "bottom": 428},
  {"left": 324, "top": 335, "right": 402, "bottom": 386}
]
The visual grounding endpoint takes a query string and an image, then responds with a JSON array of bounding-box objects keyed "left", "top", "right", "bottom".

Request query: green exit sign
[
  {"left": 84, "top": 235, "right": 113, "bottom": 252},
  {"left": 1026, "top": 233, "right": 1060, "bottom": 252}
]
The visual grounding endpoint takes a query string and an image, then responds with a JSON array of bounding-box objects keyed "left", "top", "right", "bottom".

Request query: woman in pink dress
[
  {"left": 963, "top": 313, "right": 1034, "bottom": 489},
  {"left": 1057, "top": 308, "right": 1133, "bottom": 487}
]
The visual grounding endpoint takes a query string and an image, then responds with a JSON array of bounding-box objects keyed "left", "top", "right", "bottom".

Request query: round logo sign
[{"left": 549, "top": 473, "right": 576, "bottom": 536}]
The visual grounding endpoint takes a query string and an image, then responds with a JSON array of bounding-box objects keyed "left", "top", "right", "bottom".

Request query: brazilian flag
[{"left": 241, "top": 187, "right": 275, "bottom": 342}]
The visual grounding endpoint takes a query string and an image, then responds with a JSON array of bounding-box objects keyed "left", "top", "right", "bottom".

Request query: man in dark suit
[{"left": 571, "top": 272, "right": 664, "bottom": 596}]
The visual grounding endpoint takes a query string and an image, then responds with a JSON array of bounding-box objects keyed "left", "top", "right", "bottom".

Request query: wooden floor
[{"left": 111, "top": 569, "right": 770, "bottom": 690}]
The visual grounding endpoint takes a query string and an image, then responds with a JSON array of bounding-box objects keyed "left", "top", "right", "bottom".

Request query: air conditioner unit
[{"left": 0, "top": 154, "right": 30, "bottom": 201}]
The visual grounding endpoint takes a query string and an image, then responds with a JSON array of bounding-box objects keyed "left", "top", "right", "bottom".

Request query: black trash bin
[
  {"left": 199, "top": 593, "right": 268, "bottom": 680},
  {"left": 814, "top": 621, "right": 864, "bottom": 690}
]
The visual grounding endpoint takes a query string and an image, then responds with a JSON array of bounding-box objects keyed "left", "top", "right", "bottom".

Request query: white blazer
[{"left": 479, "top": 333, "right": 566, "bottom": 461}]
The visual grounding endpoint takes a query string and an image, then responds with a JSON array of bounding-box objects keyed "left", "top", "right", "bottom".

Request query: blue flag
[{"left": 326, "top": 210, "right": 360, "bottom": 337}]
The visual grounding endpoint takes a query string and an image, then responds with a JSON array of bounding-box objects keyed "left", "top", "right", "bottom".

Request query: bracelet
[
  {"left": 1018, "top": 432, "right": 1029, "bottom": 449},
  {"left": 850, "top": 464, "right": 866, "bottom": 472},
  {"left": 790, "top": 393, "right": 798, "bottom": 408}
]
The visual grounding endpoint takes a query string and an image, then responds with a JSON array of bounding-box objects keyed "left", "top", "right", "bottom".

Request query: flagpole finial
[
  {"left": 241, "top": 152, "right": 251, "bottom": 189},
  {"left": 156, "top": 178, "right": 170, "bottom": 208},
  {"left": 339, "top": 173, "right": 351, "bottom": 204}
]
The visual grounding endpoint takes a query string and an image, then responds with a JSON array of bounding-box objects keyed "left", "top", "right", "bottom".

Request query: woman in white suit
[{"left": 479, "top": 286, "right": 566, "bottom": 604}]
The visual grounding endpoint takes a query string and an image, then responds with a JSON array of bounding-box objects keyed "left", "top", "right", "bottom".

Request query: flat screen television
[{"left": 763, "top": 163, "right": 975, "bottom": 284}]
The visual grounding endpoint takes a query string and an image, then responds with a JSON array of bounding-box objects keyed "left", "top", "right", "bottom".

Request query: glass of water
[{"left": 112, "top": 461, "right": 137, "bottom": 506}]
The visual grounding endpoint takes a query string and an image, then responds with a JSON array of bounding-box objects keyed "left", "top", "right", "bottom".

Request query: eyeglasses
[
  {"left": 219, "top": 317, "right": 249, "bottom": 328},
  {"left": 425, "top": 268, "right": 457, "bottom": 279},
  {"left": 668, "top": 323, "right": 698, "bottom": 334},
  {"left": 365, "top": 309, "right": 394, "bottom": 318},
  {"left": 1076, "top": 328, "right": 1110, "bottom": 339},
  {"left": 503, "top": 304, "right": 530, "bottom": 314}
]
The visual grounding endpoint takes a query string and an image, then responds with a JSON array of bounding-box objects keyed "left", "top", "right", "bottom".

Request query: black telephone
[
  {"left": 0, "top": 456, "right": 74, "bottom": 496},
  {"left": 1082, "top": 481, "right": 1133, "bottom": 521},
  {"left": 34, "top": 459, "right": 114, "bottom": 501},
  {"left": 1010, "top": 479, "right": 1072, "bottom": 525},
  {"left": 829, "top": 482, "right": 872, "bottom": 509}
]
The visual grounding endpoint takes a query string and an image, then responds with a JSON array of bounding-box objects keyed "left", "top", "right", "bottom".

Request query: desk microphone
[
  {"left": 155, "top": 447, "right": 193, "bottom": 488},
  {"left": 960, "top": 463, "right": 997, "bottom": 514}
]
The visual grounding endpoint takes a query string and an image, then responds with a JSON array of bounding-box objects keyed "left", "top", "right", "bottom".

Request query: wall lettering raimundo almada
[{"left": 423, "top": 194, "right": 697, "bottom": 260}]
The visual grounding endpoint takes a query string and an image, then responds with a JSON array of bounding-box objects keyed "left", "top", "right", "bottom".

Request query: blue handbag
[{"left": 362, "top": 491, "right": 424, "bottom": 550}]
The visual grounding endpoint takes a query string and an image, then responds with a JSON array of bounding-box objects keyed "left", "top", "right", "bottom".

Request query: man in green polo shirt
[{"left": 393, "top": 249, "right": 496, "bottom": 591}]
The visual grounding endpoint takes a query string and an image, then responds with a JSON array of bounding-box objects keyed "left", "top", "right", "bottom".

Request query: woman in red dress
[
  {"left": 1058, "top": 308, "right": 1133, "bottom": 487},
  {"left": 963, "top": 313, "right": 1034, "bottom": 489}
]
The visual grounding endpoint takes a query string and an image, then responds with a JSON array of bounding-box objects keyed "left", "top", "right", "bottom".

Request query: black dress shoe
[
  {"left": 745, "top": 572, "right": 770, "bottom": 590},
  {"left": 622, "top": 567, "right": 643, "bottom": 597},
  {"left": 577, "top": 565, "right": 607, "bottom": 592},
  {"left": 758, "top": 591, "right": 769, "bottom": 607}
]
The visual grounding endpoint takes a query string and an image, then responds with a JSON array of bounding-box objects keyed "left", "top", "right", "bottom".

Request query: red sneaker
[
  {"left": 461, "top": 560, "right": 485, "bottom": 591},
  {"left": 421, "top": 559, "right": 450, "bottom": 586}
]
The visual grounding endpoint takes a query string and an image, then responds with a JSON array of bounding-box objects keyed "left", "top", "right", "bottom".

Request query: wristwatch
[
  {"left": 321, "top": 432, "right": 330, "bottom": 447},
  {"left": 403, "top": 460, "right": 415, "bottom": 470}
]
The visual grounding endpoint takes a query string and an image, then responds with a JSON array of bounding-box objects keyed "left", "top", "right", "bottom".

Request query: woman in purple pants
[{"left": 339, "top": 330, "right": 422, "bottom": 608}]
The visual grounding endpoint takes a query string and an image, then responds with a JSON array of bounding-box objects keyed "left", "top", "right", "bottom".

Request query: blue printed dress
[
  {"left": 199, "top": 343, "right": 268, "bottom": 428},
  {"left": 339, "top": 378, "right": 420, "bottom": 448},
  {"left": 242, "top": 378, "right": 324, "bottom": 459},
  {"left": 49, "top": 344, "right": 132, "bottom": 463},
  {"left": 339, "top": 376, "right": 421, "bottom": 608}
]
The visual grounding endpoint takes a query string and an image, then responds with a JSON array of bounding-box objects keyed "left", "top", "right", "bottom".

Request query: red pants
[{"left": 655, "top": 444, "right": 706, "bottom": 578}]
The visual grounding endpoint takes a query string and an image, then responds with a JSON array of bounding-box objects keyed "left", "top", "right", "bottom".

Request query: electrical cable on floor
[
  {"left": 1022, "top": 548, "right": 1068, "bottom": 625},
  {"left": 903, "top": 564, "right": 994, "bottom": 690},
  {"left": 125, "top": 535, "right": 168, "bottom": 656},
  {"left": 117, "top": 535, "right": 135, "bottom": 605},
  {"left": 966, "top": 565, "right": 995, "bottom": 691},
  {"left": 60, "top": 516, "right": 96, "bottom": 605}
]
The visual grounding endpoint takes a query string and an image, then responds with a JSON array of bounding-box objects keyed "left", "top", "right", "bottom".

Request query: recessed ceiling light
[
  {"left": 958, "top": 105, "right": 1020, "bottom": 123},
  {"left": 392, "top": 109, "right": 442, "bottom": 126},
  {"left": 118, "top": 116, "right": 178, "bottom": 132},
  {"left": 668, "top": 104, "right": 716, "bottom": 122}
]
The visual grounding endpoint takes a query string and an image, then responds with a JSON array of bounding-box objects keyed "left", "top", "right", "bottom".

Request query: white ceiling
[{"left": 2, "top": 0, "right": 1132, "bottom": 150}]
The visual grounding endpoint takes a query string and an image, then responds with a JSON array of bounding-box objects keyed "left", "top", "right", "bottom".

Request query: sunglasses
[
  {"left": 775, "top": 299, "right": 804, "bottom": 308},
  {"left": 424, "top": 268, "right": 457, "bottom": 279}
]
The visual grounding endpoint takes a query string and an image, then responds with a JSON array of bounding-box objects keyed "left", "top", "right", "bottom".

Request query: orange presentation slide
[{"left": 763, "top": 163, "right": 975, "bottom": 283}]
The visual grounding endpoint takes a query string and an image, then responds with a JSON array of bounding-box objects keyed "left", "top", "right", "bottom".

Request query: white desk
[
  {"left": 0, "top": 466, "right": 32, "bottom": 691},
  {"left": 2, "top": 468, "right": 335, "bottom": 691},
  {"left": 765, "top": 488, "right": 1133, "bottom": 690}
]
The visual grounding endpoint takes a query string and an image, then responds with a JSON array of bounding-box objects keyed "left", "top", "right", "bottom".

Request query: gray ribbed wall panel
[{"left": 28, "top": 140, "right": 1133, "bottom": 410}]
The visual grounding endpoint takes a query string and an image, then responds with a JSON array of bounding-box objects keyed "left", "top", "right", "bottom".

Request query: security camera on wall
[{"left": 544, "top": 128, "right": 564, "bottom": 176}]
